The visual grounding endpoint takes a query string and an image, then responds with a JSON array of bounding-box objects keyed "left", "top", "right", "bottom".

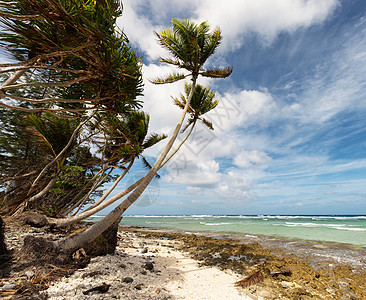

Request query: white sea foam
[
  {"left": 199, "top": 222, "right": 233, "bottom": 226},
  {"left": 284, "top": 222, "right": 366, "bottom": 231}
]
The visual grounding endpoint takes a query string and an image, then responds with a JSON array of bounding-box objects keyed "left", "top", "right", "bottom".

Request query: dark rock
[
  {"left": 141, "top": 270, "right": 147, "bottom": 275},
  {"left": 134, "top": 284, "right": 143, "bottom": 290},
  {"left": 122, "top": 277, "right": 134, "bottom": 283},
  {"left": 144, "top": 261, "right": 154, "bottom": 271},
  {"left": 142, "top": 248, "right": 148, "bottom": 254},
  {"left": 0, "top": 216, "right": 9, "bottom": 259}
]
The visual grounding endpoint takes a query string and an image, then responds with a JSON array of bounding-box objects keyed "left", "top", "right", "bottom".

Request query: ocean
[
  {"left": 86, "top": 214, "right": 366, "bottom": 270},
  {"left": 89, "top": 215, "right": 366, "bottom": 247}
]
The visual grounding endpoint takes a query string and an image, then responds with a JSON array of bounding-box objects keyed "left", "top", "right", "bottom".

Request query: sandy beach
[{"left": 1, "top": 219, "right": 366, "bottom": 299}]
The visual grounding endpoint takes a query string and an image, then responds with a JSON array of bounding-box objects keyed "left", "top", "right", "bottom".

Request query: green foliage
[
  {"left": 26, "top": 113, "right": 79, "bottom": 157},
  {"left": 96, "top": 111, "right": 167, "bottom": 165},
  {"left": 155, "top": 18, "right": 232, "bottom": 78},
  {"left": 0, "top": 0, "right": 143, "bottom": 114},
  {"left": 173, "top": 83, "right": 218, "bottom": 132}
]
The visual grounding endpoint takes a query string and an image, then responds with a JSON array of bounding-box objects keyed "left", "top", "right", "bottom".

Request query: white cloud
[
  {"left": 118, "top": 2, "right": 165, "bottom": 60},
  {"left": 215, "top": 170, "right": 256, "bottom": 202},
  {"left": 206, "top": 89, "right": 275, "bottom": 131},
  {"left": 163, "top": 159, "right": 220, "bottom": 187},
  {"left": 121, "top": 0, "right": 338, "bottom": 58},
  {"left": 234, "top": 150, "right": 271, "bottom": 168},
  {"left": 194, "top": 0, "right": 339, "bottom": 49}
]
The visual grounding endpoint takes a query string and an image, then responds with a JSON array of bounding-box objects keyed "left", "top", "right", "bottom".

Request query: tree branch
[
  {"left": 1, "top": 75, "right": 99, "bottom": 90},
  {"left": 27, "top": 114, "right": 94, "bottom": 196},
  {"left": 0, "top": 11, "right": 42, "bottom": 20}
]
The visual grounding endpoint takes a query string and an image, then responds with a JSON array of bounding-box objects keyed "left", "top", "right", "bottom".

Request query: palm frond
[
  {"left": 158, "top": 57, "right": 183, "bottom": 68},
  {"left": 141, "top": 156, "right": 160, "bottom": 179},
  {"left": 200, "top": 67, "right": 233, "bottom": 78},
  {"left": 150, "top": 72, "right": 187, "bottom": 85},
  {"left": 201, "top": 118, "right": 214, "bottom": 130},
  {"left": 142, "top": 133, "right": 167, "bottom": 149},
  {"left": 235, "top": 271, "right": 264, "bottom": 289}
]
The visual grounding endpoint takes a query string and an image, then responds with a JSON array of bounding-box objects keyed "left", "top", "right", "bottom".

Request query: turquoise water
[{"left": 101, "top": 215, "right": 366, "bottom": 246}]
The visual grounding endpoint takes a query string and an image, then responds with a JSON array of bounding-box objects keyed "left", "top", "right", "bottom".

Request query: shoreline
[
  {"left": 1, "top": 219, "right": 366, "bottom": 299},
  {"left": 120, "top": 224, "right": 366, "bottom": 272}
]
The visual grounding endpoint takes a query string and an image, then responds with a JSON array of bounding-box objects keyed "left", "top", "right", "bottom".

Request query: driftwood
[
  {"left": 235, "top": 270, "right": 263, "bottom": 288},
  {"left": 83, "top": 283, "right": 111, "bottom": 295}
]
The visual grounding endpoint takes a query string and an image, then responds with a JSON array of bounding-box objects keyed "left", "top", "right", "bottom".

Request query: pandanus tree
[
  {"left": 11, "top": 113, "right": 79, "bottom": 213},
  {"left": 50, "top": 18, "right": 232, "bottom": 255},
  {"left": 0, "top": 0, "right": 143, "bottom": 215}
]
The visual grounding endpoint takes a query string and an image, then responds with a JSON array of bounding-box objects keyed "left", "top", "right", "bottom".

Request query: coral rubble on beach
[{"left": 1, "top": 218, "right": 365, "bottom": 299}]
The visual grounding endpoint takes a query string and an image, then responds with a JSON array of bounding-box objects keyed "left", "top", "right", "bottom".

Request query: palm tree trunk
[
  {"left": 70, "top": 167, "right": 112, "bottom": 216},
  {"left": 160, "top": 119, "right": 197, "bottom": 169},
  {"left": 47, "top": 172, "right": 144, "bottom": 228},
  {"left": 12, "top": 174, "right": 58, "bottom": 216},
  {"left": 82, "top": 160, "right": 134, "bottom": 213},
  {"left": 55, "top": 76, "right": 197, "bottom": 253}
]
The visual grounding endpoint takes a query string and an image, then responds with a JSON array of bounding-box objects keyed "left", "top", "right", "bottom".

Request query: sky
[
  {"left": 109, "top": 0, "right": 366, "bottom": 216},
  {"left": 3, "top": 1, "right": 365, "bottom": 216}
]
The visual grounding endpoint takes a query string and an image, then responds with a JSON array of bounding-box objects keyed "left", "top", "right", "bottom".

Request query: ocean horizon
[{"left": 87, "top": 214, "right": 366, "bottom": 247}]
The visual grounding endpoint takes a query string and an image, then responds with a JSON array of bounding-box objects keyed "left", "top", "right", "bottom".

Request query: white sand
[{"left": 44, "top": 230, "right": 259, "bottom": 299}]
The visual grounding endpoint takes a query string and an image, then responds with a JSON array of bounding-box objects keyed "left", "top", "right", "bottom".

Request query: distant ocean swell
[{"left": 87, "top": 215, "right": 366, "bottom": 246}]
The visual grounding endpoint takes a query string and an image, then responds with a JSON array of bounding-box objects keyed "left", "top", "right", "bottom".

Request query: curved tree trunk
[
  {"left": 27, "top": 115, "right": 92, "bottom": 196},
  {"left": 82, "top": 160, "right": 134, "bottom": 213},
  {"left": 70, "top": 168, "right": 112, "bottom": 216},
  {"left": 60, "top": 168, "right": 106, "bottom": 216},
  {"left": 54, "top": 77, "right": 197, "bottom": 253},
  {"left": 12, "top": 173, "right": 59, "bottom": 216}
]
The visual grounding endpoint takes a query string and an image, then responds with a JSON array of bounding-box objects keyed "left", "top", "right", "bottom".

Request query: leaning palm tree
[{"left": 49, "top": 18, "right": 232, "bottom": 255}]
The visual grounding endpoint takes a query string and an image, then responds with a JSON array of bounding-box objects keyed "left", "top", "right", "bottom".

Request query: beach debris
[
  {"left": 235, "top": 270, "right": 263, "bottom": 288},
  {"left": 2, "top": 283, "right": 17, "bottom": 290},
  {"left": 72, "top": 248, "right": 87, "bottom": 260},
  {"left": 123, "top": 277, "right": 134, "bottom": 283},
  {"left": 143, "top": 261, "right": 154, "bottom": 271},
  {"left": 82, "top": 283, "right": 111, "bottom": 295},
  {"left": 134, "top": 283, "right": 144, "bottom": 290},
  {"left": 270, "top": 269, "right": 292, "bottom": 278}
]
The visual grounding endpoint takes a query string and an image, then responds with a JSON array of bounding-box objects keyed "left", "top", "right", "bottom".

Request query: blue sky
[
  {"left": 3, "top": 1, "right": 365, "bottom": 215},
  {"left": 107, "top": 0, "right": 366, "bottom": 215}
]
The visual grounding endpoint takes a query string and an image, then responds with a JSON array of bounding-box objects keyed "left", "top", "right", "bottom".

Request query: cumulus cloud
[
  {"left": 121, "top": 0, "right": 338, "bottom": 58},
  {"left": 234, "top": 150, "right": 271, "bottom": 168},
  {"left": 215, "top": 170, "right": 257, "bottom": 203},
  {"left": 163, "top": 158, "right": 221, "bottom": 188},
  {"left": 194, "top": 0, "right": 339, "bottom": 48}
]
